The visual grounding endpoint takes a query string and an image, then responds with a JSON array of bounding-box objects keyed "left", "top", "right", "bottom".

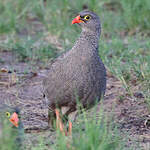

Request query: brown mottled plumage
[{"left": 43, "top": 10, "right": 106, "bottom": 127}]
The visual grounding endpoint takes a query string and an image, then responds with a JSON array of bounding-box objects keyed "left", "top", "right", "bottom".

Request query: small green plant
[
  {"left": 54, "top": 106, "right": 124, "bottom": 150},
  {"left": 7, "top": 37, "right": 58, "bottom": 62}
]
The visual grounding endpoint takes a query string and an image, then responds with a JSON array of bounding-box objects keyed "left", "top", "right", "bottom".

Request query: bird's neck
[
  {"left": 80, "top": 30, "right": 100, "bottom": 48},
  {"left": 72, "top": 30, "right": 100, "bottom": 57}
]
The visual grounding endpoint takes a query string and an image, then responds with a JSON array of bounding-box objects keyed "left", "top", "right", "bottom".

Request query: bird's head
[
  {"left": 72, "top": 10, "right": 101, "bottom": 33},
  {"left": 0, "top": 104, "right": 20, "bottom": 128}
]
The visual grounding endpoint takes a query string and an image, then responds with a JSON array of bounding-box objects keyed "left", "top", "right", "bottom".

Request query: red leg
[
  {"left": 55, "top": 109, "right": 72, "bottom": 137},
  {"left": 68, "top": 121, "right": 72, "bottom": 136},
  {"left": 55, "top": 109, "right": 65, "bottom": 135}
]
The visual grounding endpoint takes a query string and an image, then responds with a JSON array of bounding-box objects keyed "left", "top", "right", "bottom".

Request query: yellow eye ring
[
  {"left": 6, "top": 112, "right": 11, "bottom": 118},
  {"left": 84, "top": 15, "right": 90, "bottom": 20}
]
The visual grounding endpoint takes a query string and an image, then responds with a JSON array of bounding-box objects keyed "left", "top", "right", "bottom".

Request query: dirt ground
[{"left": 0, "top": 50, "right": 150, "bottom": 150}]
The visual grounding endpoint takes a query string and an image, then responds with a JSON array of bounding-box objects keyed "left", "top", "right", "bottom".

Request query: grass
[
  {"left": 0, "top": 0, "right": 150, "bottom": 149},
  {"left": 55, "top": 112, "right": 123, "bottom": 150},
  {"left": 101, "top": 36, "right": 150, "bottom": 98},
  {"left": 57, "top": 103, "right": 128, "bottom": 150},
  {"left": 23, "top": 106, "right": 126, "bottom": 150}
]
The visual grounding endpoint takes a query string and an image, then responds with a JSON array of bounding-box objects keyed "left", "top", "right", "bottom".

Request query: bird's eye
[
  {"left": 84, "top": 15, "right": 90, "bottom": 20},
  {"left": 6, "top": 112, "right": 11, "bottom": 118}
]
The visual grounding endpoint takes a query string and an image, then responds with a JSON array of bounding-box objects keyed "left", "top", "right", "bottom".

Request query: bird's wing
[
  {"left": 43, "top": 56, "right": 87, "bottom": 106},
  {"left": 46, "top": 49, "right": 70, "bottom": 69}
]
